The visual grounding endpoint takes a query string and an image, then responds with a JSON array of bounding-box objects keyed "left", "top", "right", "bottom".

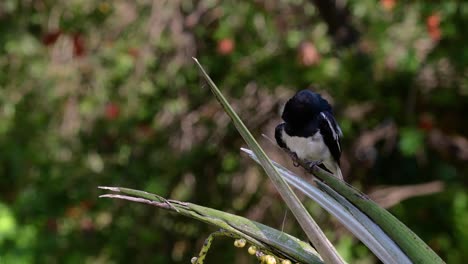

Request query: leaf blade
[
  {"left": 241, "top": 148, "right": 412, "bottom": 264},
  {"left": 99, "top": 186, "right": 323, "bottom": 264}
]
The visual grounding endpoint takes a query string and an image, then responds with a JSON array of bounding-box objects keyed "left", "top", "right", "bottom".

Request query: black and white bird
[{"left": 275, "top": 89, "right": 344, "bottom": 180}]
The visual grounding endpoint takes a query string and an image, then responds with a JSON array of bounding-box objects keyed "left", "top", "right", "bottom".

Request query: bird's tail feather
[
  {"left": 323, "top": 161, "right": 344, "bottom": 180},
  {"left": 334, "top": 165, "right": 344, "bottom": 180}
]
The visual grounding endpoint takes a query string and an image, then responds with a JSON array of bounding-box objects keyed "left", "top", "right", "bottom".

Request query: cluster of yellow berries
[
  {"left": 190, "top": 237, "right": 297, "bottom": 264},
  {"left": 233, "top": 238, "right": 295, "bottom": 264}
]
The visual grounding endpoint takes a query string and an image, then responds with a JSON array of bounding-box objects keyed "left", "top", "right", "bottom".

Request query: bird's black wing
[
  {"left": 275, "top": 122, "right": 287, "bottom": 149},
  {"left": 318, "top": 111, "right": 342, "bottom": 164}
]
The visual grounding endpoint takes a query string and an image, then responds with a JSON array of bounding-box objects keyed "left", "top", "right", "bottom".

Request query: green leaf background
[{"left": 0, "top": 0, "right": 467, "bottom": 263}]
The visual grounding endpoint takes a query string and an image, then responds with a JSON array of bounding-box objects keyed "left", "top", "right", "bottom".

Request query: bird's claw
[
  {"left": 305, "top": 160, "right": 323, "bottom": 172},
  {"left": 288, "top": 152, "right": 300, "bottom": 167}
]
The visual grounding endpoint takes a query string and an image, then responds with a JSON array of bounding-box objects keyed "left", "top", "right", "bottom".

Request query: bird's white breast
[{"left": 281, "top": 130, "right": 332, "bottom": 162}]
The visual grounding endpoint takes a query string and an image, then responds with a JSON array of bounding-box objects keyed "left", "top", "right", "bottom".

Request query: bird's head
[{"left": 281, "top": 89, "right": 331, "bottom": 126}]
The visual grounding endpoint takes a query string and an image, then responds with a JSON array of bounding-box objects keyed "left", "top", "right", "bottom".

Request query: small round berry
[
  {"left": 190, "top": 257, "right": 197, "bottom": 264},
  {"left": 247, "top": 246, "right": 257, "bottom": 255},
  {"left": 281, "top": 259, "right": 292, "bottom": 264},
  {"left": 234, "top": 238, "right": 246, "bottom": 248},
  {"left": 263, "top": 255, "right": 277, "bottom": 264}
]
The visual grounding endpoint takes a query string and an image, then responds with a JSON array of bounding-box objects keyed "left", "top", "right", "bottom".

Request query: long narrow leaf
[
  {"left": 314, "top": 181, "right": 411, "bottom": 264},
  {"left": 309, "top": 166, "right": 444, "bottom": 263},
  {"left": 266, "top": 147, "right": 444, "bottom": 264},
  {"left": 241, "top": 148, "right": 411, "bottom": 264},
  {"left": 193, "top": 58, "right": 344, "bottom": 264},
  {"left": 98, "top": 186, "right": 323, "bottom": 264}
]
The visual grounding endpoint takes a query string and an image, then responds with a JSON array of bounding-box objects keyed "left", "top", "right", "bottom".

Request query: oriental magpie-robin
[{"left": 275, "top": 89, "right": 344, "bottom": 180}]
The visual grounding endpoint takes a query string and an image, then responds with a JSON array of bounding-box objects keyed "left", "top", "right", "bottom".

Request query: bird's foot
[
  {"left": 287, "top": 152, "right": 300, "bottom": 167},
  {"left": 304, "top": 160, "right": 323, "bottom": 172}
]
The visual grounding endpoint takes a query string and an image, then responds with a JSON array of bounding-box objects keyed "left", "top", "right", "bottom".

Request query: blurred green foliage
[{"left": 0, "top": 0, "right": 467, "bottom": 263}]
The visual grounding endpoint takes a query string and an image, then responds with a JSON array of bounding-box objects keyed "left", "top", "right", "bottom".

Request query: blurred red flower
[
  {"left": 72, "top": 33, "right": 86, "bottom": 57},
  {"left": 419, "top": 114, "right": 434, "bottom": 132},
  {"left": 298, "top": 41, "right": 320, "bottom": 67},
  {"left": 217, "top": 38, "right": 235, "bottom": 55},
  {"left": 380, "top": 0, "right": 396, "bottom": 11},
  {"left": 42, "top": 30, "right": 62, "bottom": 46},
  {"left": 426, "top": 13, "right": 441, "bottom": 42},
  {"left": 105, "top": 103, "right": 120, "bottom": 120}
]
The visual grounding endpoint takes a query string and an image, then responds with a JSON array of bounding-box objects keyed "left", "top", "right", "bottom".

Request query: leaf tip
[
  {"left": 98, "top": 186, "right": 120, "bottom": 192},
  {"left": 240, "top": 147, "right": 250, "bottom": 153}
]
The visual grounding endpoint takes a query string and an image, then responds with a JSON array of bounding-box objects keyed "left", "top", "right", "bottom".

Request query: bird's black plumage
[
  {"left": 281, "top": 90, "right": 332, "bottom": 127},
  {"left": 318, "top": 111, "right": 342, "bottom": 164},
  {"left": 275, "top": 89, "right": 343, "bottom": 178},
  {"left": 274, "top": 123, "right": 287, "bottom": 149}
]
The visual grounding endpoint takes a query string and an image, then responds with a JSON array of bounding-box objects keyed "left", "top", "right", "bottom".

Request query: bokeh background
[{"left": 1, "top": 0, "right": 467, "bottom": 263}]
